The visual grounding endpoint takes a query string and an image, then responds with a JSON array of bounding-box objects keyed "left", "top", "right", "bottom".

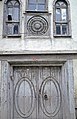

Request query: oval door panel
[
  {"left": 14, "top": 77, "right": 35, "bottom": 118},
  {"left": 40, "top": 76, "right": 62, "bottom": 117}
]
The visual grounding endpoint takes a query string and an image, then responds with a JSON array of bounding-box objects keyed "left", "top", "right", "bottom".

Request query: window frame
[
  {"left": 26, "top": 0, "right": 48, "bottom": 12},
  {"left": 53, "top": 0, "right": 71, "bottom": 37},
  {"left": 3, "top": 0, "right": 21, "bottom": 37}
]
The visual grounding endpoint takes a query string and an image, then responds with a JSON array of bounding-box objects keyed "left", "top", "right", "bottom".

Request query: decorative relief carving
[
  {"left": 40, "top": 76, "right": 62, "bottom": 117},
  {"left": 14, "top": 67, "right": 62, "bottom": 118},
  {"left": 14, "top": 77, "right": 35, "bottom": 118},
  {"left": 27, "top": 15, "right": 48, "bottom": 35}
]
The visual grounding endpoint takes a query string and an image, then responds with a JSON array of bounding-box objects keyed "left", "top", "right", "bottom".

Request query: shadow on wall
[{"left": 75, "top": 108, "right": 77, "bottom": 119}]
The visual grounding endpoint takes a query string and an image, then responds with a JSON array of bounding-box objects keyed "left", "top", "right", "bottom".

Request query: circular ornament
[{"left": 27, "top": 15, "right": 48, "bottom": 35}]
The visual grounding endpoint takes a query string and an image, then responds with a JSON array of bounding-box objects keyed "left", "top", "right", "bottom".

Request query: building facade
[{"left": 0, "top": 0, "right": 77, "bottom": 119}]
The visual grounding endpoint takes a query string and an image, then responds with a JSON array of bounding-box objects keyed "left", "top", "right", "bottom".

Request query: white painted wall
[{"left": 0, "top": 0, "right": 77, "bottom": 52}]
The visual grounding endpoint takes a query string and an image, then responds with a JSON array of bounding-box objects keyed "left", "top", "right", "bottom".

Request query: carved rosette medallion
[{"left": 27, "top": 15, "right": 48, "bottom": 35}]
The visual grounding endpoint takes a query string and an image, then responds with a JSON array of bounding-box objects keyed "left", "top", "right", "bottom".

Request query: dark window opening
[
  {"left": 8, "top": 15, "right": 12, "bottom": 20},
  {"left": 56, "top": 24, "right": 61, "bottom": 34},
  {"left": 62, "top": 24, "right": 67, "bottom": 35},
  {"left": 13, "top": 25, "right": 18, "bottom": 34}
]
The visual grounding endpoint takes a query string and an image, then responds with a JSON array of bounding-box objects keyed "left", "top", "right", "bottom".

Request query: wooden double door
[{"left": 12, "top": 66, "right": 62, "bottom": 119}]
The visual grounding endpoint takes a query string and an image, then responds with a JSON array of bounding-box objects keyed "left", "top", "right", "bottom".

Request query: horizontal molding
[{"left": 0, "top": 50, "right": 77, "bottom": 55}]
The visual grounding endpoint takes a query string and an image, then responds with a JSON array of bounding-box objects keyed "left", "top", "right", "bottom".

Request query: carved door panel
[{"left": 12, "top": 66, "right": 62, "bottom": 119}]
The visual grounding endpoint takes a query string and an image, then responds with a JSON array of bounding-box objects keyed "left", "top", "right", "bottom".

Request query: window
[
  {"left": 53, "top": 0, "right": 71, "bottom": 36},
  {"left": 27, "top": 0, "right": 47, "bottom": 11},
  {"left": 3, "top": 0, "right": 20, "bottom": 37},
  {"left": 25, "top": 0, "right": 49, "bottom": 37}
]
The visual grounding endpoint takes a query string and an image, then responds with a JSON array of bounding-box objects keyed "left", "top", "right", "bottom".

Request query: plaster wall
[{"left": 0, "top": 0, "right": 77, "bottom": 52}]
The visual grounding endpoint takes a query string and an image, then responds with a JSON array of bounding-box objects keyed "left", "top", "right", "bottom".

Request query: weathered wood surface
[
  {"left": 1, "top": 61, "right": 10, "bottom": 119},
  {"left": 12, "top": 66, "right": 62, "bottom": 119},
  {"left": 0, "top": 61, "right": 75, "bottom": 119},
  {"left": 0, "top": 61, "right": 1, "bottom": 119}
]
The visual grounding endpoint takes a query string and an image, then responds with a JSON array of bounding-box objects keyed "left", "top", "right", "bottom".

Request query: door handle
[
  {"left": 39, "top": 89, "right": 48, "bottom": 100},
  {"left": 44, "top": 94, "right": 48, "bottom": 100}
]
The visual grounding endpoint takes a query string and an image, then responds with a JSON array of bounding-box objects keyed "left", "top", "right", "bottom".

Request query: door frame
[{"left": 0, "top": 54, "right": 75, "bottom": 119}]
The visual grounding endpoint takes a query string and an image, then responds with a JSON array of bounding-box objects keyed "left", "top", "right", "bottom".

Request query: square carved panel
[{"left": 24, "top": 13, "right": 51, "bottom": 38}]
